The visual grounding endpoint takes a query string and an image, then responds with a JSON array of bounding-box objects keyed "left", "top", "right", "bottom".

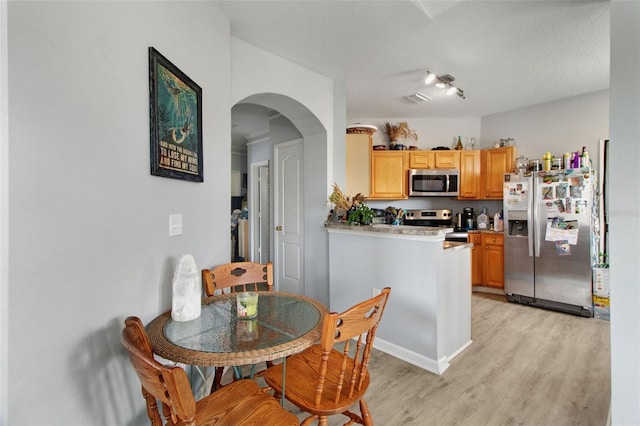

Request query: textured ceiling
[{"left": 222, "top": 0, "right": 609, "bottom": 147}]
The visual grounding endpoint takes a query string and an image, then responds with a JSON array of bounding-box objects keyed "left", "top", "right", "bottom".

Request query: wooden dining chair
[
  {"left": 262, "top": 287, "right": 391, "bottom": 426},
  {"left": 201, "top": 261, "right": 273, "bottom": 391},
  {"left": 201, "top": 261, "right": 273, "bottom": 297},
  {"left": 121, "top": 316, "right": 298, "bottom": 426}
]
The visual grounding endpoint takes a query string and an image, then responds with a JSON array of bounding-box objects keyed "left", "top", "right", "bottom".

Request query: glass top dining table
[{"left": 146, "top": 292, "right": 327, "bottom": 368}]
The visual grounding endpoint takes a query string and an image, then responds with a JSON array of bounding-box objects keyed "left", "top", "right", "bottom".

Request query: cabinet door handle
[{"left": 276, "top": 225, "right": 283, "bottom": 231}]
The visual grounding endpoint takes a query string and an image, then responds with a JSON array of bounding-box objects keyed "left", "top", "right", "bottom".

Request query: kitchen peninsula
[{"left": 326, "top": 223, "right": 472, "bottom": 375}]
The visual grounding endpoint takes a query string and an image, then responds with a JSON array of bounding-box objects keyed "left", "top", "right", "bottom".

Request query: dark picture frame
[{"left": 149, "top": 47, "right": 203, "bottom": 182}]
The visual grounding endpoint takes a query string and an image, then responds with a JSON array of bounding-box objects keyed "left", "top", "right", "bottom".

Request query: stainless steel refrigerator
[{"left": 503, "top": 169, "right": 598, "bottom": 317}]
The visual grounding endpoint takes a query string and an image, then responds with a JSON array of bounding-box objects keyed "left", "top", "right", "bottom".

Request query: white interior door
[
  {"left": 274, "top": 139, "right": 304, "bottom": 294},
  {"left": 250, "top": 161, "right": 270, "bottom": 263}
]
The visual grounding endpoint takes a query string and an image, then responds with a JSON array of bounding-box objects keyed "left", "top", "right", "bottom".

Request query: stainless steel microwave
[{"left": 409, "top": 169, "right": 459, "bottom": 197}]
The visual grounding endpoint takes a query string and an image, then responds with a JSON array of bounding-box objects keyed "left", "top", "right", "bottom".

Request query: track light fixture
[
  {"left": 424, "top": 71, "right": 437, "bottom": 85},
  {"left": 425, "top": 70, "right": 466, "bottom": 99}
]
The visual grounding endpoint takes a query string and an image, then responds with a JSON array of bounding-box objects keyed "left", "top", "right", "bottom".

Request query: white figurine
[{"left": 171, "top": 254, "right": 201, "bottom": 321}]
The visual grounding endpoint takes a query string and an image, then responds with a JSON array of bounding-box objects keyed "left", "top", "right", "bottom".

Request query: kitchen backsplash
[{"left": 366, "top": 198, "right": 503, "bottom": 223}]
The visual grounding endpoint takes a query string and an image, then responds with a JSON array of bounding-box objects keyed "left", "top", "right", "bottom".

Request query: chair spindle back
[
  {"left": 202, "top": 261, "right": 273, "bottom": 297},
  {"left": 316, "top": 287, "right": 391, "bottom": 407}
]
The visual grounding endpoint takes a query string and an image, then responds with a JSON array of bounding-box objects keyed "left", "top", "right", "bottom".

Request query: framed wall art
[{"left": 149, "top": 47, "right": 203, "bottom": 182}]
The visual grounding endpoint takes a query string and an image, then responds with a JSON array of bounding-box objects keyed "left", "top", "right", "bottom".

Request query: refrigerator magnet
[{"left": 556, "top": 240, "right": 571, "bottom": 256}]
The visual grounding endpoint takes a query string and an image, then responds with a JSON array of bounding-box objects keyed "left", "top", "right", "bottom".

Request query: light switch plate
[{"left": 169, "top": 214, "right": 183, "bottom": 237}]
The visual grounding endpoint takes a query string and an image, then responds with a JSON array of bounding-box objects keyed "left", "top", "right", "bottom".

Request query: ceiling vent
[{"left": 407, "top": 92, "right": 432, "bottom": 103}]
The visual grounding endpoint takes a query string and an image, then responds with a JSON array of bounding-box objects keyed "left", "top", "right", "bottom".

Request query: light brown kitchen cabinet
[
  {"left": 369, "top": 151, "right": 408, "bottom": 199},
  {"left": 459, "top": 146, "right": 516, "bottom": 200},
  {"left": 434, "top": 150, "right": 460, "bottom": 169},
  {"left": 483, "top": 146, "right": 516, "bottom": 199},
  {"left": 346, "top": 131, "right": 372, "bottom": 197},
  {"left": 468, "top": 233, "right": 484, "bottom": 285},
  {"left": 408, "top": 151, "right": 434, "bottom": 169},
  {"left": 483, "top": 233, "right": 504, "bottom": 288},
  {"left": 409, "top": 150, "right": 459, "bottom": 169},
  {"left": 458, "top": 150, "right": 481, "bottom": 199},
  {"left": 468, "top": 232, "right": 504, "bottom": 289}
]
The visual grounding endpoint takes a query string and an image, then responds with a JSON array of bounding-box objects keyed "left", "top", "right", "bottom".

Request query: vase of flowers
[
  {"left": 383, "top": 121, "right": 418, "bottom": 150},
  {"left": 328, "top": 183, "right": 365, "bottom": 223}
]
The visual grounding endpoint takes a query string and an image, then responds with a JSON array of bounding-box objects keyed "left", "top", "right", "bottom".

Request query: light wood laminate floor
[{"left": 286, "top": 293, "right": 611, "bottom": 426}]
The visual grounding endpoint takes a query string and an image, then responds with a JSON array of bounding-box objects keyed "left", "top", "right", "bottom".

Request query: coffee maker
[{"left": 462, "top": 207, "right": 476, "bottom": 231}]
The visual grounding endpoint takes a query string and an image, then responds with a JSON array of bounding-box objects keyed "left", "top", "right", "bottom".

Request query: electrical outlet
[{"left": 372, "top": 288, "right": 381, "bottom": 297}]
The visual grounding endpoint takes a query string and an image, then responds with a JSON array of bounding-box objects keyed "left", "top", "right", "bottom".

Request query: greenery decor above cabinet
[{"left": 369, "top": 151, "right": 408, "bottom": 199}]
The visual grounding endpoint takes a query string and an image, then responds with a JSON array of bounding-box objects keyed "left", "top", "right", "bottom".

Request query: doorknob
[{"left": 276, "top": 226, "right": 283, "bottom": 231}]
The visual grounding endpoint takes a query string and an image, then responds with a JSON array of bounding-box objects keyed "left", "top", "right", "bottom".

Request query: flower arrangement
[
  {"left": 383, "top": 121, "right": 418, "bottom": 149},
  {"left": 328, "top": 183, "right": 374, "bottom": 224},
  {"left": 329, "top": 183, "right": 364, "bottom": 211}
]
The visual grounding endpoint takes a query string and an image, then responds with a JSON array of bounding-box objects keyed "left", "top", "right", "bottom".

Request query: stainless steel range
[
  {"left": 403, "top": 208, "right": 453, "bottom": 226},
  {"left": 403, "top": 209, "right": 467, "bottom": 242}
]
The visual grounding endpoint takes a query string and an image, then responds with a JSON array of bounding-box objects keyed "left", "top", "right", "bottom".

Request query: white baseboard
[
  {"left": 448, "top": 339, "right": 473, "bottom": 361},
  {"left": 373, "top": 338, "right": 473, "bottom": 375}
]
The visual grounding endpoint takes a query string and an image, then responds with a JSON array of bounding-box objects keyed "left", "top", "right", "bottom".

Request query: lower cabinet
[
  {"left": 483, "top": 234, "right": 504, "bottom": 288},
  {"left": 468, "top": 232, "right": 504, "bottom": 289}
]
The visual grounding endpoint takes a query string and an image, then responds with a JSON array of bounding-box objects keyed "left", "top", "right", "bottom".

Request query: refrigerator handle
[
  {"left": 528, "top": 202, "right": 534, "bottom": 257},
  {"left": 533, "top": 178, "right": 541, "bottom": 258}
]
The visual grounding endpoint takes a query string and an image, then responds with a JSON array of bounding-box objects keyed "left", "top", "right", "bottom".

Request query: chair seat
[
  {"left": 184, "top": 379, "right": 297, "bottom": 426},
  {"left": 263, "top": 344, "right": 370, "bottom": 417}
]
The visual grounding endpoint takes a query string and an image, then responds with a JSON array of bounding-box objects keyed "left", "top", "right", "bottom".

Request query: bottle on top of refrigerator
[
  {"left": 580, "top": 147, "right": 590, "bottom": 168},
  {"left": 542, "top": 152, "right": 552, "bottom": 171},
  {"left": 477, "top": 208, "right": 490, "bottom": 230},
  {"left": 573, "top": 151, "right": 581, "bottom": 168}
]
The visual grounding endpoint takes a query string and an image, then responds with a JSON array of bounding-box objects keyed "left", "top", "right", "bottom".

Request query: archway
[{"left": 230, "top": 93, "right": 327, "bottom": 299}]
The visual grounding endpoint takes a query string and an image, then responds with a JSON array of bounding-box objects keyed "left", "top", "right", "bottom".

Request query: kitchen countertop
[
  {"left": 468, "top": 229, "right": 504, "bottom": 235},
  {"left": 325, "top": 223, "right": 473, "bottom": 251},
  {"left": 325, "top": 222, "right": 451, "bottom": 237},
  {"left": 443, "top": 241, "right": 474, "bottom": 252}
]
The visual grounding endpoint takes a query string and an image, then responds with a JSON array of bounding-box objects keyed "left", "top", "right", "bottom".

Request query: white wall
[
  {"left": 5, "top": 2, "right": 230, "bottom": 424},
  {"left": 610, "top": 2, "right": 640, "bottom": 424},
  {"left": 231, "top": 37, "right": 336, "bottom": 304},
  {"left": 2, "top": 1, "right": 637, "bottom": 424},
  {"left": 481, "top": 90, "right": 609, "bottom": 171},
  {"left": 348, "top": 116, "right": 482, "bottom": 152},
  {"left": 0, "top": 0, "right": 8, "bottom": 422}
]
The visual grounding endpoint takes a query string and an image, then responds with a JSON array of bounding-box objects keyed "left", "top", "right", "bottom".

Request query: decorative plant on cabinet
[{"left": 383, "top": 121, "right": 417, "bottom": 150}]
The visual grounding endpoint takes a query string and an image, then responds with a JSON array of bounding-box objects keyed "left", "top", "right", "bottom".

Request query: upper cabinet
[
  {"left": 409, "top": 151, "right": 460, "bottom": 169},
  {"left": 346, "top": 129, "right": 373, "bottom": 197},
  {"left": 408, "top": 151, "right": 434, "bottom": 169},
  {"left": 459, "top": 150, "right": 481, "bottom": 199},
  {"left": 370, "top": 151, "right": 408, "bottom": 199},
  {"left": 483, "top": 146, "right": 516, "bottom": 199},
  {"left": 358, "top": 145, "right": 515, "bottom": 201},
  {"left": 458, "top": 146, "right": 516, "bottom": 200},
  {"left": 434, "top": 150, "right": 460, "bottom": 169}
]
